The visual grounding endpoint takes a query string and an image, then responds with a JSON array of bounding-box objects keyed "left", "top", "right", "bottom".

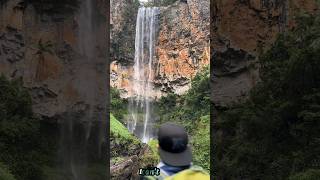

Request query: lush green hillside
[
  {"left": 110, "top": 114, "right": 158, "bottom": 178},
  {"left": 110, "top": 114, "right": 158, "bottom": 164},
  {"left": 110, "top": 88, "right": 128, "bottom": 123},
  {"left": 110, "top": 113, "right": 139, "bottom": 144},
  {"left": 214, "top": 13, "right": 320, "bottom": 179}
]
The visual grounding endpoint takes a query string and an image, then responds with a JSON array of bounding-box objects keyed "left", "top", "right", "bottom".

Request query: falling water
[
  {"left": 59, "top": 0, "right": 106, "bottom": 179},
  {"left": 79, "top": 0, "right": 94, "bottom": 58},
  {"left": 128, "top": 7, "right": 159, "bottom": 143}
]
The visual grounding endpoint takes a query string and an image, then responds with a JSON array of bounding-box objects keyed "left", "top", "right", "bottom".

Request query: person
[{"left": 143, "top": 123, "right": 209, "bottom": 180}]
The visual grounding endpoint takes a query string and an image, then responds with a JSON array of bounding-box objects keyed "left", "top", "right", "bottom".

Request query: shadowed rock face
[
  {"left": 212, "top": 48, "right": 257, "bottom": 107},
  {"left": 211, "top": 0, "right": 318, "bottom": 108},
  {"left": 110, "top": 0, "right": 139, "bottom": 65},
  {"left": 0, "top": 0, "right": 107, "bottom": 122},
  {"left": 0, "top": 0, "right": 107, "bottom": 178}
]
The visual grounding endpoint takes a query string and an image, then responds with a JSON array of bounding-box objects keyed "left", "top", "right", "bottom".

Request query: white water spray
[{"left": 128, "top": 7, "right": 159, "bottom": 143}]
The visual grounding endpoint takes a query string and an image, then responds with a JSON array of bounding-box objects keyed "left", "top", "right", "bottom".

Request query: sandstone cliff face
[
  {"left": 111, "top": 0, "right": 210, "bottom": 98},
  {"left": 211, "top": 0, "right": 318, "bottom": 107},
  {"left": 154, "top": 0, "right": 210, "bottom": 94},
  {"left": 0, "top": 0, "right": 107, "bottom": 122}
]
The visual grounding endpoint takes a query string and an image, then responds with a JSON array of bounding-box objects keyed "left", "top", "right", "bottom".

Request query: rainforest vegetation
[
  {"left": 154, "top": 66, "right": 210, "bottom": 171},
  {"left": 0, "top": 76, "right": 56, "bottom": 180},
  {"left": 214, "top": 13, "right": 320, "bottom": 179}
]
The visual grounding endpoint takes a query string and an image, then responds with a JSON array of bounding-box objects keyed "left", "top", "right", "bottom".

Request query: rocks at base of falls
[
  {"left": 111, "top": 139, "right": 158, "bottom": 179},
  {"left": 111, "top": 155, "right": 139, "bottom": 180}
]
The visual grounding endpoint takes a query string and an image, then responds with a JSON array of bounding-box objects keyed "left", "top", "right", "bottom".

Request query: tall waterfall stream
[
  {"left": 59, "top": 0, "right": 105, "bottom": 179},
  {"left": 128, "top": 7, "right": 160, "bottom": 143}
]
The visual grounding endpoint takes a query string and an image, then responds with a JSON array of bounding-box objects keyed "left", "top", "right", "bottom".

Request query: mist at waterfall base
[
  {"left": 127, "top": 7, "right": 160, "bottom": 143},
  {"left": 57, "top": 0, "right": 106, "bottom": 179}
]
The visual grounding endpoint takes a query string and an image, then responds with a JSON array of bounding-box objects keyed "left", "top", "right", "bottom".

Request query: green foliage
[
  {"left": 289, "top": 169, "right": 320, "bottom": 180},
  {"left": 139, "top": 140, "right": 159, "bottom": 168},
  {"left": 156, "top": 66, "right": 210, "bottom": 131},
  {"left": 192, "top": 115, "right": 210, "bottom": 172},
  {"left": 147, "top": 139, "right": 160, "bottom": 162},
  {"left": 110, "top": 114, "right": 141, "bottom": 157},
  {"left": 185, "top": 66, "right": 210, "bottom": 121},
  {"left": 110, "top": 157, "right": 125, "bottom": 165},
  {"left": 110, "top": 114, "right": 158, "bottom": 168},
  {"left": 0, "top": 162, "right": 16, "bottom": 180},
  {"left": 139, "top": 153, "right": 159, "bottom": 168},
  {"left": 215, "top": 13, "right": 320, "bottom": 179},
  {"left": 110, "top": 113, "right": 136, "bottom": 142},
  {"left": 0, "top": 75, "right": 45, "bottom": 180},
  {"left": 111, "top": 87, "right": 128, "bottom": 123},
  {"left": 155, "top": 66, "right": 210, "bottom": 170}
]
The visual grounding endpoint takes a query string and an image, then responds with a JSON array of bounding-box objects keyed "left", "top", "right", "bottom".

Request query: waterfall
[
  {"left": 128, "top": 7, "right": 159, "bottom": 143},
  {"left": 59, "top": 0, "right": 106, "bottom": 179},
  {"left": 79, "top": 0, "right": 94, "bottom": 59}
]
